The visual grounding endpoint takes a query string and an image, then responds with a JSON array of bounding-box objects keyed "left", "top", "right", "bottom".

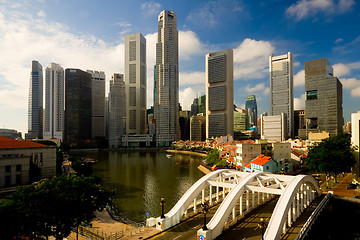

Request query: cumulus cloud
[
  {"left": 233, "top": 38, "right": 275, "bottom": 80},
  {"left": 179, "top": 31, "right": 204, "bottom": 61},
  {"left": 339, "top": 78, "right": 360, "bottom": 97},
  {"left": 351, "top": 87, "right": 360, "bottom": 97},
  {"left": 294, "top": 94, "right": 306, "bottom": 110},
  {"left": 245, "top": 82, "right": 266, "bottom": 92},
  {"left": 37, "top": 10, "right": 46, "bottom": 18},
  {"left": 286, "top": 0, "right": 355, "bottom": 20},
  {"left": 294, "top": 70, "right": 305, "bottom": 87},
  {"left": 333, "top": 63, "right": 350, "bottom": 77},
  {"left": 180, "top": 72, "right": 205, "bottom": 85},
  {"left": 335, "top": 38, "right": 344, "bottom": 44},
  {"left": 179, "top": 87, "right": 198, "bottom": 110},
  {"left": 141, "top": 1, "right": 162, "bottom": 17}
]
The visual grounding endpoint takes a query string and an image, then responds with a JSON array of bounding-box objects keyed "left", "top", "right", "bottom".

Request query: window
[
  {"left": 5, "top": 165, "right": 11, "bottom": 173},
  {"left": 307, "top": 118, "right": 318, "bottom": 129},
  {"left": 266, "top": 166, "right": 269, "bottom": 170},
  {"left": 16, "top": 164, "right": 21, "bottom": 172},
  {"left": 307, "top": 90, "right": 317, "bottom": 100},
  {"left": 16, "top": 175, "right": 21, "bottom": 185}
]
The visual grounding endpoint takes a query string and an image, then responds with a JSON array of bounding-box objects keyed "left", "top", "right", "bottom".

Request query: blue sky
[{"left": 0, "top": 0, "right": 360, "bottom": 136}]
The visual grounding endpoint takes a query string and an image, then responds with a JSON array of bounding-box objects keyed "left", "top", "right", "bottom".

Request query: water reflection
[{"left": 85, "top": 151, "right": 204, "bottom": 223}]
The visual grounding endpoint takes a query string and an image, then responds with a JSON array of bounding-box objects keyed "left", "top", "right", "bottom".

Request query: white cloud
[
  {"left": 351, "top": 87, "right": 360, "bottom": 97},
  {"left": 335, "top": 38, "right": 344, "bottom": 44},
  {"left": 37, "top": 10, "right": 46, "bottom": 18},
  {"left": 179, "top": 31, "right": 204, "bottom": 61},
  {"left": 180, "top": 72, "right": 205, "bottom": 85},
  {"left": 244, "top": 82, "right": 269, "bottom": 96},
  {"left": 233, "top": 38, "right": 275, "bottom": 80},
  {"left": 179, "top": 87, "right": 197, "bottom": 110},
  {"left": 294, "top": 70, "right": 305, "bottom": 87},
  {"left": 294, "top": 94, "right": 306, "bottom": 110},
  {"left": 339, "top": 78, "right": 360, "bottom": 97},
  {"left": 140, "top": 1, "right": 161, "bottom": 17},
  {"left": 294, "top": 61, "right": 301, "bottom": 67},
  {"left": 286, "top": 0, "right": 355, "bottom": 20},
  {"left": 333, "top": 63, "right": 350, "bottom": 77}
]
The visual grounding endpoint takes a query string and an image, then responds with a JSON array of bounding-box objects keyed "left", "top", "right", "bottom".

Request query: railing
[
  {"left": 72, "top": 224, "right": 146, "bottom": 240},
  {"left": 295, "top": 193, "right": 332, "bottom": 240}
]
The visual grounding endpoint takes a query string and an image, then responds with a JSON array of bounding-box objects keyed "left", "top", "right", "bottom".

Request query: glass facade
[{"left": 245, "top": 95, "right": 257, "bottom": 129}]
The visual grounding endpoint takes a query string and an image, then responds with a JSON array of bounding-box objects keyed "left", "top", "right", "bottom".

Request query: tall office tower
[
  {"left": 125, "top": 33, "right": 147, "bottom": 135},
  {"left": 190, "top": 114, "right": 206, "bottom": 141},
  {"left": 206, "top": 49, "right": 234, "bottom": 139},
  {"left": 87, "top": 70, "right": 106, "bottom": 139},
  {"left": 198, "top": 95, "right": 206, "bottom": 115},
  {"left": 351, "top": 111, "right": 360, "bottom": 177},
  {"left": 269, "top": 52, "right": 294, "bottom": 139},
  {"left": 299, "top": 58, "right": 343, "bottom": 138},
  {"left": 294, "top": 110, "right": 305, "bottom": 138},
  {"left": 179, "top": 110, "right": 190, "bottom": 140},
  {"left": 26, "top": 60, "right": 43, "bottom": 140},
  {"left": 154, "top": 10, "right": 179, "bottom": 146},
  {"left": 43, "top": 63, "right": 64, "bottom": 140},
  {"left": 64, "top": 69, "right": 92, "bottom": 144},
  {"left": 191, "top": 97, "right": 199, "bottom": 116},
  {"left": 245, "top": 95, "right": 257, "bottom": 129},
  {"left": 234, "top": 108, "right": 249, "bottom": 132},
  {"left": 108, "top": 73, "right": 126, "bottom": 148}
]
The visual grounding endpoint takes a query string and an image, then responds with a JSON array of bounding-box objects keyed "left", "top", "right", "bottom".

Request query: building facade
[
  {"left": 234, "top": 108, "right": 249, "bottom": 132},
  {"left": 269, "top": 52, "right": 294, "bottom": 138},
  {"left": 190, "top": 114, "right": 206, "bottom": 141},
  {"left": 294, "top": 110, "right": 305, "bottom": 138},
  {"left": 351, "top": 111, "right": 360, "bottom": 177},
  {"left": 154, "top": 10, "right": 179, "bottom": 146},
  {"left": 44, "top": 63, "right": 64, "bottom": 141},
  {"left": 299, "top": 58, "right": 343, "bottom": 138},
  {"left": 206, "top": 49, "right": 234, "bottom": 139},
  {"left": 64, "top": 69, "right": 92, "bottom": 144},
  {"left": 87, "top": 70, "right": 106, "bottom": 139},
  {"left": 261, "top": 113, "right": 287, "bottom": 141},
  {"left": 108, "top": 73, "right": 126, "bottom": 148},
  {"left": 26, "top": 60, "right": 43, "bottom": 140},
  {"left": 245, "top": 95, "right": 257, "bottom": 129},
  {"left": 125, "top": 33, "right": 147, "bottom": 135},
  {"left": 179, "top": 110, "right": 190, "bottom": 140}
]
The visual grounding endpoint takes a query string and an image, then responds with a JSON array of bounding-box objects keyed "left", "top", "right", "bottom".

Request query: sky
[{"left": 0, "top": 0, "right": 360, "bottom": 136}]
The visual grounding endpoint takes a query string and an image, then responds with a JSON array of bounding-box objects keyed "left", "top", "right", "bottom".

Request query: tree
[
  {"left": 306, "top": 133, "right": 356, "bottom": 176},
  {"left": 206, "top": 149, "right": 219, "bottom": 165},
  {"left": 0, "top": 174, "right": 114, "bottom": 240}
]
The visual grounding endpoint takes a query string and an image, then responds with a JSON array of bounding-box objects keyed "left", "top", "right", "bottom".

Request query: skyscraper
[
  {"left": 154, "top": 10, "right": 179, "bottom": 146},
  {"left": 245, "top": 95, "right": 257, "bottom": 129},
  {"left": 26, "top": 60, "right": 43, "bottom": 140},
  {"left": 206, "top": 49, "right": 234, "bottom": 139},
  {"left": 108, "top": 73, "right": 126, "bottom": 148},
  {"left": 87, "top": 70, "right": 106, "bottom": 139},
  {"left": 191, "top": 97, "right": 199, "bottom": 116},
  {"left": 64, "top": 69, "right": 92, "bottom": 143},
  {"left": 44, "top": 63, "right": 64, "bottom": 140},
  {"left": 269, "top": 52, "right": 294, "bottom": 139},
  {"left": 125, "top": 33, "right": 147, "bottom": 135},
  {"left": 299, "top": 58, "right": 343, "bottom": 138}
]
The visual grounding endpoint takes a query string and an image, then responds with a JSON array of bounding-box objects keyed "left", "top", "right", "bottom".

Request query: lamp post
[
  {"left": 258, "top": 218, "right": 266, "bottom": 240},
  {"left": 201, "top": 201, "right": 209, "bottom": 230},
  {"left": 160, "top": 197, "right": 165, "bottom": 218}
]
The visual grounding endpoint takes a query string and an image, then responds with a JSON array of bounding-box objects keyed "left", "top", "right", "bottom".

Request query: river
[{"left": 80, "top": 151, "right": 204, "bottom": 224}]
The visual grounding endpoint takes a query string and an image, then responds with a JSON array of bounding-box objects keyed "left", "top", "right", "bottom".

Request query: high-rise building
[
  {"left": 206, "top": 49, "right": 234, "bottom": 139},
  {"left": 179, "top": 110, "right": 190, "bottom": 140},
  {"left": 191, "top": 97, "right": 199, "bottom": 116},
  {"left": 198, "top": 95, "right": 206, "bottom": 116},
  {"left": 87, "top": 70, "right": 106, "bottom": 139},
  {"left": 294, "top": 110, "right": 305, "bottom": 138},
  {"left": 234, "top": 108, "right": 249, "bottom": 132},
  {"left": 108, "top": 73, "right": 126, "bottom": 148},
  {"left": 125, "top": 33, "right": 147, "bottom": 135},
  {"left": 190, "top": 114, "right": 206, "bottom": 141},
  {"left": 299, "top": 58, "right": 343, "bottom": 138},
  {"left": 154, "top": 10, "right": 179, "bottom": 146},
  {"left": 64, "top": 69, "right": 92, "bottom": 144},
  {"left": 26, "top": 60, "right": 43, "bottom": 140},
  {"left": 245, "top": 95, "right": 257, "bottom": 129},
  {"left": 269, "top": 52, "right": 294, "bottom": 138},
  {"left": 351, "top": 111, "right": 360, "bottom": 177},
  {"left": 261, "top": 113, "right": 287, "bottom": 141},
  {"left": 44, "top": 63, "right": 64, "bottom": 140}
]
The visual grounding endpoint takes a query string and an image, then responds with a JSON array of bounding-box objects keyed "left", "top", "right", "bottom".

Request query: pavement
[{"left": 321, "top": 173, "right": 358, "bottom": 198}]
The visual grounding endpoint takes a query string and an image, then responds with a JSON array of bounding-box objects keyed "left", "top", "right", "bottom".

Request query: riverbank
[{"left": 166, "top": 149, "right": 208, "bottom": 157}]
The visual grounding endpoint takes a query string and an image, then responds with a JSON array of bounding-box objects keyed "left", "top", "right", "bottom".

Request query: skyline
[{"left": 0, "top": 0, "right": 360, "bottom": 136}]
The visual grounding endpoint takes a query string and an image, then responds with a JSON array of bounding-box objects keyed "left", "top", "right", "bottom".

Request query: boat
[{"left": 166, "top": 154, "right": 172, "bottom": 158}]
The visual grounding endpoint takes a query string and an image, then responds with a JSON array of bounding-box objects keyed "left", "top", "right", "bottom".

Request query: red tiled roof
[
  {"left": 250, "top": 154, "right": 272, "bottom": 166},
  {"left": 0, "top": 136, "right": 47, "bottom": 149},
  {"left": 243, "top": 162, "right": 251, "bottom": 168}
]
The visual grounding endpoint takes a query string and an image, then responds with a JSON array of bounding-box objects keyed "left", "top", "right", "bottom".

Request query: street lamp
[
  {"left": 160, "top": 197, "right": 165, "bottom": 218},
  {"left": 258, "top": 218, "right": 266, "bottom": 240},
  {"left": 201, "top": 201, "right": 209, "bottom": 230}
]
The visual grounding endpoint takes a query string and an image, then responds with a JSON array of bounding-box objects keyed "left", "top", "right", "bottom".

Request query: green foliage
[
  {"left": 0, "top": 174, "right": 114, "bottom": 240},
  {"left": 306, "top": 133, "right": 356, "bottom": 174},
  {"left": 206, "top": 149, "right": 220, "bottom": 165}
]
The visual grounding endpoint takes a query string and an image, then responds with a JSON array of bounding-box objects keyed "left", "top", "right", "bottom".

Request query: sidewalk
[{"left": 321, "top": 173, "right": 358, "bottom": 198}]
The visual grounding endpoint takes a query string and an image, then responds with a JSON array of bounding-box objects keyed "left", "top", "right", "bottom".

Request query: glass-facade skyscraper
[
  {"left": 26, "top": 60, "right": 43, "bottom": 140},
  {"left": 245, "top": 95, "right": 257, "bottom": 129}
]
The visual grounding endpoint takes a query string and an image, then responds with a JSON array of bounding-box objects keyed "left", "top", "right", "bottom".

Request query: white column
[
  {"left": 232, "top": 206, "right": 236, "bottom": 222},
  {"left": 194, "top": 198, "right": 197, "bottom": 213},
  {"left": 209, "top": 185, "right": 213, "bottom": 206},
  {"left": 252, "top": 191, "right": 255, "bottom": 208},
  {"left": 262, "top": 192, "right": 265, "bottom": 203},
  {"left": 300, "top": 185, "right": 304, "bottom": 212},
  {"left": 223, "top": 187, "right": 226, "bottom": 199},
  {"left": 283, "top": 221, "right": 286, "bottom": 234},
  {"left": 246, "top": 190, "right": 249, "bottom": 211},
  {"left": 216, "top": 186, "right": 219, "bottom": 202},
  {"left": 292, "top": 198, "right": 296, "bottom": 222},
  {"left": 296, "top": 191, "right": 300, "bottom": 218},
  {"left": 257, "top": 191, "right": 260, "bottom": 206},
  {"left": 202, "top": 189, "right": 205, "bottom": 203},
  {"left": 240, "top": 196, "right": 243, "bottom": 216},
  {"left": 303, "top": 184, "right": 307, "bottom": 208},
  {"left": 288, "top": 207, "right": 292, "bottom": 227}
]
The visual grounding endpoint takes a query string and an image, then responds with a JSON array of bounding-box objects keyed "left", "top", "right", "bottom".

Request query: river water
[{"left": 81, "top": 151, "right": 204, "bottom": 224}]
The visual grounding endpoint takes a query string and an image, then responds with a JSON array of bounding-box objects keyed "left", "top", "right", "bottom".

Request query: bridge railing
[{"left": 295, "top": 192, "right": 332, "bottom": 240}]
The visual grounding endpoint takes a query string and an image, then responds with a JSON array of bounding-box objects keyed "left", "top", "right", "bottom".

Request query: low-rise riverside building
[
  {"left": 242, "top": 154, "right": 293, "bottom": 174},
  {"left": 0, "top": 136, "right": 56, "bottom": 188}
]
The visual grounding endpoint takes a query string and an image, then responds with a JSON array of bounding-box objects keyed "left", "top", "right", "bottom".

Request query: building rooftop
[
  {"left": 0, "top": 136, "right": 47, "bottom": 149},
  {"left": 251, "top": 154, "right": 272, "bottom": 166}
]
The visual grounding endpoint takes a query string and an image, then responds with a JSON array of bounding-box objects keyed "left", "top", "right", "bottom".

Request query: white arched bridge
[{"left": 146, "top": 169, "right": 321, "bottom": 240}]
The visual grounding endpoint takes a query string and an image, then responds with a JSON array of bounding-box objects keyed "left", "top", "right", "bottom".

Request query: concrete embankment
[
  {"left": 166, "top": 149, "right": 207, "bottom": 157},
  {"left": 198, "top": 165, "right": 212, "bottom": 174}
]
